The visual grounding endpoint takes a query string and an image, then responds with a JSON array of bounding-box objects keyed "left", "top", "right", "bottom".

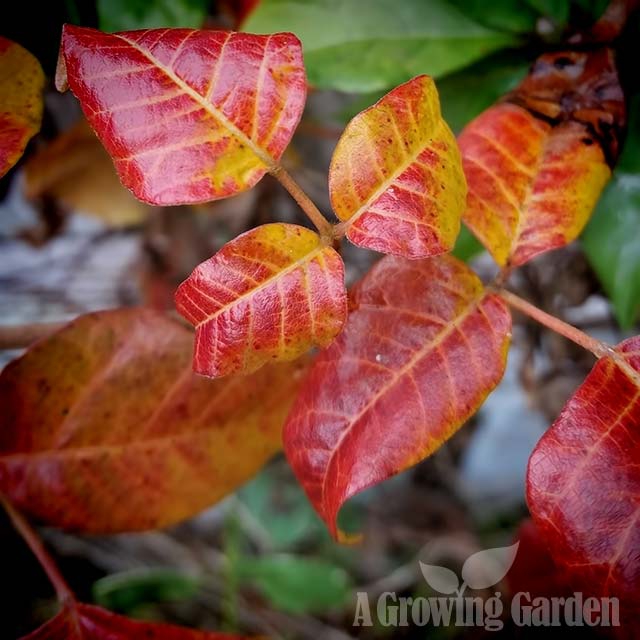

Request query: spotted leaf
[
  {"left": 175, "top": 223, "right": 346, "bottom": 378},
  {"left": 0, "top": 308, "right": 308, "bottom": 532},
  {"left": 459, "top": 48, "right": 624, "bottom": 266},
  {"left": 284, "top": 254, "right": 511, "bottom": 539},
  {"left": 329, "top": 75, "right": 466, "bottom": 259},
  {"left": 527, "top": 335, "right": 640, "bottom": 623}
]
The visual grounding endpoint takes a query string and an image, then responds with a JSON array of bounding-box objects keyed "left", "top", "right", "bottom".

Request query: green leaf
[
  {"left": 97, "top": 0, "right": 209, "bottom": 32},
  {"left": 526, "top": 0, "right": 570, "bottom": 24},
  {"left": 453, "top": 224, "right": 485, "bottom": 261},
  {"left": 437, "top": 50, "right": 530, "bottom": 133},
  {"left": 244, "top": 0, "right": 519, "bottom": 92},
  {"left": 582, "top": 96, "right": 640, "bottom": 329},
  {"left": 93, "top": 569, "right": 201, "bottom": 614},
  {"left": 448, "top": 0, "right": 539, "bottom": 33},
  {"left": 239, "top": 464, "right": 328, "bottom": 549},
  {"left": 235, "top": 555, "right": 353, "bottom": 614}
]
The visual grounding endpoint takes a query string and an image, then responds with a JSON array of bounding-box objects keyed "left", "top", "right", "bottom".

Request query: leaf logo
[{"left": 420, "top": 542, "right": 519, "bottom": 595}]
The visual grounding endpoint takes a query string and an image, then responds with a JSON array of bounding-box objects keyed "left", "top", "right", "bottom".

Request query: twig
[
  {"left": 269, "top": 165, "right": 335, "bottom": 239},
  {"left": 1, "top": 496, "right": 74, "bottom": 603},
  {"left": 497, "top": 288, "right": 611, "bottom": 358}
]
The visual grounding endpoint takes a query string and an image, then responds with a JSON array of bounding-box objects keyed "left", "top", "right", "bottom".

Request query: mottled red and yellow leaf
[
  {"left": 0, "top": 37, "right": 44, "bottom": 178},
  {"left": 57, "top": 25, "right": 306, "bottom": 205},
  {"left": 175, "top": 223, "right": 346, "bottom": 378},
  {"left": 329, "top": 75, "right": 466, "bottom": 259},
  {"left": 284, "top": 254, "right": 511, "bottom": 540},
  {"left": 0, "top": 308, "right": 308, "bottom": 532},
  {"left": 23, "top": 602, "right": 250, "bottom": 639},
  {"left": 459, "top": 49, "right": 624, "bottom": 266},
  {"left": 527, "top": 335, "right": 640, "bottom": 622}
]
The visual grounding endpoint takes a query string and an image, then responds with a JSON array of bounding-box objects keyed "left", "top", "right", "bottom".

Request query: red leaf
[
  {"left": 0, "top": 37, "right": 44, "bottom": 177},
  {"left": 0, "top": 308, "right": 307, "bottom": 532},
  {"left": 22, "top": 602, "right": 249, "bottom": 639},
  {"left": 459, "top": 48, "right": 624, "bottom": 266},
  {"left": 284, "top": 254, "right": 511, "bottom": 539},
  {"left": 175, "top": 223, "right": 346, "bottom": 377},
  {"left": 57, "top": 25, "right": 306, "bottom": 205},
  {"left": 527, "top": 336, "right": 640, "bottom": 619},
  {"left": 329, "top": 76, "right": 466, "bottom": 259}
]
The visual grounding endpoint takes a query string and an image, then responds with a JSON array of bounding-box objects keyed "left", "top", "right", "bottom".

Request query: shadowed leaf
[
  {"left": 330, "top": 76, "right": 466, "bottom": 259},
  {"left": 24, "top": 119, "right": 150, "bottom": 227},
  {"left": 459, "top": 48, "right": 624, "bottom": 266},
  {"left": 22, "top": 602, "right": 250, "bottom": 639},
  {"left": 98, "top": 0, "right": 209, "bottom": 32},
  {"left": 284, "top": 254, "right": 511, "bottom": 539},
  {"left": 0, "top": 308, "right": 308, "bottom": 532},
  {"left": 57, "top": 25, "right": 306, "bottom": 205},
  {"left": 0, "top": 37, "right": 44, "bottom": 178},
  {"left": 419, "top": 563, "right": 460, "bottom": 594},
  {"left": 460, "top": 542, "right": 519, "bottom": 589},
  {"left": 175, "top": 223, "right": 346, "bottom": 378},
  {"left": 527, "top": 335, "right": 640, "bottom": 620},
  {"left": 582, "top": 95, "right": 640, "bottom": 329},
  {"left": 243, "top": 0, "right": 518, "bottom": 93}
]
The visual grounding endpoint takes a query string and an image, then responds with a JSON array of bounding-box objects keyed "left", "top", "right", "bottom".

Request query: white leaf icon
[
  {"left": 419, "top": 562, "right": 460, "bottom": 594},
  {"left": 461, "top": 542, "right": 520, "bottom": 590}
]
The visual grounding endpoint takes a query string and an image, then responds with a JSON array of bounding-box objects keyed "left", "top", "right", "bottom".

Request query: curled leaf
[
  {"left": 284, "top": 254, "right": 511, "bottom": 539},
  {"left": 57, "top": 25, "right": 306, "bottom": 204},
  {"left": 0, "top": 308, "right": 308, "bottom": 532},
  {"left": 330, "top": 75, "right": 466, "bottom": 258},
  {"left": 527, "top": 335, "right": 640, "bottom": 620},
  {"left": 0, "top": 37, "right": 44, "bottom": 177},
  {"left": 419, "top": 563, "right": 460, "bottom": 595},
  {"left": 459, "top": 48, "right": 624, "bottom": 266},
  {"left": 460, "top": 542, "right": 519, "bottom": 590},
  {"left": 175, "top": 223, "right": 346, "bottom": 377}
]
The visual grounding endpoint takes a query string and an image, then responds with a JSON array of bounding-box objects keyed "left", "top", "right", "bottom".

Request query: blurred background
[{"left": 1, "top": 1, "right": 639, "bottom": 637}]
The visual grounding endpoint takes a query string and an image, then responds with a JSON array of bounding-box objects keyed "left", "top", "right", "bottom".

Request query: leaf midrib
[
  {"left": 335, "top": 118, "right": 449, "bottom": 234},
  {"left": 194, "top": 244, "right": 327, "bottom": 328},
  {"left": 115, "top": 33, "right": 275, "bottom": 169},
  {"left": 321, "top": 287, "right": 489, "bottom": 507}
]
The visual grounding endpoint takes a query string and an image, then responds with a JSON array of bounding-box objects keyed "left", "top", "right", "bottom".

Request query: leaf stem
[
  {"left": 0, "top": 322, "right": 66, "bottom": 350},
  {"left": 497, "top": 289, "right": 611, "bottom": 358},
  {"left": 1, "top": 496, "right": 74, "bottom": 603},
  {"left": 270, "top": 165, "right": 335, "bottom": 239}
]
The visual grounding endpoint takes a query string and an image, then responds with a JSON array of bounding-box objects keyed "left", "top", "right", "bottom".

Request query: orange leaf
[
  {"left": 329, "top": 75, "right": 466, "bottom": 259},
  {"left": 527, "top": 335, "right": 640, "bottom": 621},
  {"left": 23, "top": 602, "right": 250, "bottom": 639},
  {"left": 175, "top": 223, "right": 346, "bottom": 377},
  {"left": 459, "top": 48, "right": 624, "bottom": 267},
  {"left": 284, "top": 254, "right": 511, "bottom": 540},
  {"left": 24, "top": 119, "right": 150, "bottom": 227},
  {"left": 0, "top": 37, "right": 44, "bottom": 178},
  {"left": 0, "top": 308, "right": 308, "bottom": 532},
  {"left": 57, "top": 25, "right": 306, "bottom": 205}
]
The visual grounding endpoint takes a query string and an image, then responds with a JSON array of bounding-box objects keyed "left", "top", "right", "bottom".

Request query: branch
[
  {"left": 0, "top": 322, "right": 65, "bottom": 350},
  {"left": 269, "top": 165, "right": 335, "bottom": 239},
  {"left": 1, "top": 496, "right": 74, "bottom": 603},
  {"left": 497, "top": 289, "right": 611, "bottom": 358}
]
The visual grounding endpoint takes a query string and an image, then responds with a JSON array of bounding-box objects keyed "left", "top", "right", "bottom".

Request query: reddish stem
[
  {"left": 498, "top": 289, "right": 611, "bottom": 358},
  {"left": 1, "top": 496, "right": 74, "bottom": 603},
  {"left": 270, "top": 165, "right": 335, "bottom": 239}
]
